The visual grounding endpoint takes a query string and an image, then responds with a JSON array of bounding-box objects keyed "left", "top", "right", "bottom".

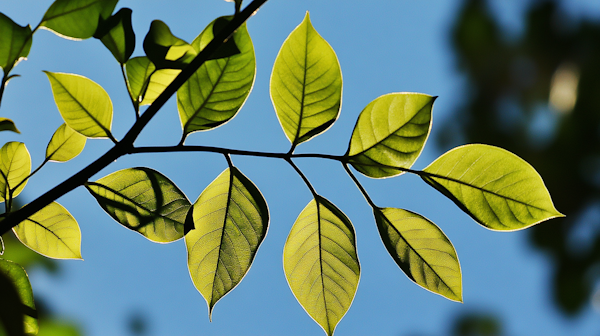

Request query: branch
[{"left": 0, "top": 0, "right": 270, "bottom": 236}]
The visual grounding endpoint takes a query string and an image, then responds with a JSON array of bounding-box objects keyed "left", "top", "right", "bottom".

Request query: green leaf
[
  {"left": 422, "top": 144, "right": 564, "bottom": 231},
  {"left": 0, "top": 13, "right": 32, "bottom": 75},
  {"left": 270, "top": 12, "right": 342, "bottom": 148},
  {"left": 94, "top": 7, "right": 135, "bottom": 64},
  {"left": 283, "top": 196, "right": 359, "bottom": 336},
  {"left": 185, "top": 167, "right": 268, "bottom": 319},
  {"left": 44, "top": 71, "right": 114, "bottom": 139},
  {"left": 177, "top": 16, "right": 255, "bottom": 136},
  {"left": 140, "top": 69, "right": 180, "bottom": 107},
  {"left": 374, "top": 207, "right": 462, "bottom": 302},
  {"left": 0, "top": 142, "right": 31, "bottom": 203},
  {"left": 86, "top": 167, "right": 190, "bottom": 243},
  {"left": 143, "top": 20, "right": 196, "bottom": 70},
  {"left": 125, "top": 56, "right": 181, "bottom": 108},
  {"left": 347, "top": 93, "right": 435, "bottom": 178},
  {"left": 39, "top": 0, "right": 118, "bottom": 40},
  {"left": 0, "top": 118, "right": 20, "bottom": 134},
  {"left": 13, "top": 202, "right": 82, "bottom": 259},
  {"left": 46, "top": 123, "right": 87, "bottom": 162},
  {"left": 0, "top": 258, "right": 37, "bottom": 336}
]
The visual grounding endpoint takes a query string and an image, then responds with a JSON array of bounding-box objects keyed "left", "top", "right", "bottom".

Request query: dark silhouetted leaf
[
  {"left": 0, "top": 13, "right": 32, "bottom": 75},
  {"left": 94, "top": 7, "right": 135, "bottom": 64},
  {"left": 0, "top": 258, "right": 37, "bottom": 335},
  {"left": 143, "top": 20, "right": 196, "bottom": 70},
  {"left": 0, "top": 118, "right": 20, "bottom": 134}
]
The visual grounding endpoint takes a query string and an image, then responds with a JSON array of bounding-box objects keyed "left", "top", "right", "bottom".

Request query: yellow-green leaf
[
  {"left": 374, "top": 207, "right": 462, "bottom": 302},
  {"left": 13, "top": 202, "right": 82, "bottom": 259},
  {"left": 177, "top": 16, "right": 255, "bottom": 136},
  {"left": 86, "top": 167, "right": 190, "bottom": 243},
  {"left": 0, "top": 141, "right": 31, "bottom": 203},
  {"left": 283, "top": 196, "right": 359, "bottom": 336},
  {"left": 40, "top": 0, "right": 118, "bottom": 40},
  {"left": 270, "top": 12, "right": 342, "bottom": 148},
  {"left": 422, "top": 144, "right": 564, "bottom": 231},
  {"left": 185, "top": 167, "right": 268, "bottom": 319},
  {"left": 46, "top": 123, "right": 87, "bottom": 162},
  {"left": 45, "top": 71, "right": 114, "bottom": 139},
  {"left": 0, "top": 258, "right": 37, "bottom": 335},
  {"left": 0, "top": 13, "right": 32, "bottom": 75},
  {"left": 347, "top": 93, "right": 435, "bottom": 178}
]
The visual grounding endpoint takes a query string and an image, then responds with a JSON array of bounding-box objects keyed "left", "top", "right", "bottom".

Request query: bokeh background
[{"left": 1, "top": 0, "right": 600, "bottom": 335}]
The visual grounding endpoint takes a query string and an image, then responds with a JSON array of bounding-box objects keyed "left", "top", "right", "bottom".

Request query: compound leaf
[
  {"left": 177, "top": 16, "right": 255, "bottom": 137},
  {"left": 283, "top": 196, "right": 359, "bottom": 336},
  {"left": 45, "top": 71, "right": 113, "bottom": 139},
  {"left": 94, "top": 7, "right": 135, "bottom": 64},
  {"left": 86, "top": 167, "right": 190, "bottom": 243},
  {"left": 0, "top": 142, "right": 30, "bottom": 203},
  {"left": 143, "top": 20, "right": 196, "bottom": 70},
  {"left": 0, "top": 13, "right": 32, "bottom": 75},
  {"left": 0, "top": 118, "right": 20, "bottom": 134},
  {"left": 40, "top": 0, "right": 118, "bottom": 40},
  {"left": 185, "top": 167, "right": 268, "bottom": 319},
  {"left": 422, "top": 144, "right": 564, "bottom": 231},
  {"left": 13, "top": 202, "right": 82, "bottom": 259},
  {"left": 46, "top": 123, "right": 87, "bottom": 162},
  {"left": 271, "top": 12, "right": 342, "bottom": 149},
  {"left": 0, "top": 258, "right": 37, "bottom": 335},
  {"left": 374, "top": 207, "right": 462, "bottom": 302},
  {"left": 347, "top": 93, "right": 435, "bottom": 178}
]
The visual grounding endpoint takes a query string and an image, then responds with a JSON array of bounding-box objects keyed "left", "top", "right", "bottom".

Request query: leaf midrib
[{"left": 42, "top": 0, "right": 101, "bottom": 22}]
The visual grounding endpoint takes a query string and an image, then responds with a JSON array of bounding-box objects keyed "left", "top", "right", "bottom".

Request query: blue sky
[{"left": 2, "top": 0, "right": 600, "bottom": 335}]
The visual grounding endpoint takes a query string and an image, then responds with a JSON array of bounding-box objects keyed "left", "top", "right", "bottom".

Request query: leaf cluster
[{"left": 0, "top": 1, "right": 562, "bottom": 335}]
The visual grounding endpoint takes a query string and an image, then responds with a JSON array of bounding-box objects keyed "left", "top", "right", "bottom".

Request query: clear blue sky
[{"left": 1, "top": 0, "right": 600, "bottom": 335}]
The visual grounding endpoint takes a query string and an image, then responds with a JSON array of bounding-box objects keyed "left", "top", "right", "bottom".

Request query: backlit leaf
[
  {"left": 45, "top": 71, "right": 113, "bottom": 139},
  {"left": 40, "top": 0, "right": 118, "bottom": 40},
  {"left": 374, "top": 207, "right": 462, "bottom": 301},
  {"left": 422, "top": 144, "right": 564, "bottom": 231},
  {"left": 0, "top": 258, "right": 37, "bottom": 335},
  {"left": 125, "top": 56, "right": 181, "bottom": 108},
  {"left": 13, "top": 202, "right": 82, "bottom": 259},
  {"left": 46, "top": 123, "right": 87, "bottom": 162},
  {"left": 347, "top": 93, "right": 435, "bottom": 178},
  {"left": 185, "top": 167, "right": 268, "bottom": 319},
  {"left": 270, "top": 12, "right": 342, "bottom": 149},
  {"left": 0, "top": 118, "right": 20, "bottom": 133},
  {"left": 143, "top": 20, "right": 196, "bottom": 70},
  {"left": 141, "top": 69, "right": 180, "bottom": 106},
  {"left": 283, "top": 196, "right": 359, "bottom": 336},
  {"left": 0, "top": 13, "right": 32, "bottom": 75},
  {"left": 86, "top": 167, "right": 190, "bottom": 243},
  {"left": 94, "top": 7, "right": 135, "bottom": 64},
  {"left": 0, "top": 142, "right": 31, "bottom": 203},
  {"left": 177, "top": 16, "right": 255, "bottom": 136}
]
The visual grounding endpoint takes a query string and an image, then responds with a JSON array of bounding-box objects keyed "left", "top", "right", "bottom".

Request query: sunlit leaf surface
[
  {"left": 13, "top": 202, "right": 82, "bottom": 259},
  {"left": 45, "top": 71, "right": 113, "bottom": 138},
  {"left": 347, "top": 93, "right": 434, "bottom": 178},
  {"left": 0, "top": 118, "right": 20, "bottom": 134},
  {"left": 0, "top": 258, "right": 37, "bottom": 335},
  {"left": 0, "top": 13, "right": 32, "bottom": 75},
  {"left": 283, "top": 196, "right": 359, "bottom": 336},
  {"left": 270, "top": 12, "right": 342, "bottom": 148},
  {"left": 177, "top": 16, "right": 255, "bottom": 136},
  {"left": 0, "top": 142, "right": 30, "bottom": 203},
  {"left": 46, "top": 123, "right": 87, "bottom": 162},
  {"left": 39, "top": 0, "right": 118, "bottom": 40},
  {"left": 86, "top": 167, "right": 190, "bottom": 243},
  {"left": 422, "top": 144, "right": 564, "bottom": 230},
  {"left": 186, "top": 167, "right": 268, "bottom": 319},
  {"left": 374, "top": 207, "right": 462, "bottom": 301},
  {"left": 94, "top": 7, "right": 135, "bottom": 64}
]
